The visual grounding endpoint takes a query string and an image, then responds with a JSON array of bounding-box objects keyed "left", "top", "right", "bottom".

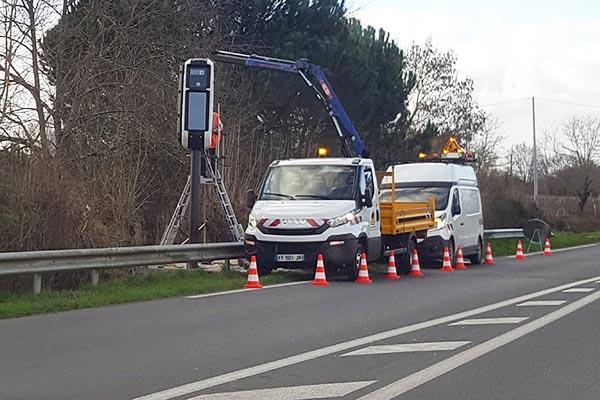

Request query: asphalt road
[{"left": 1, "top": 244, "right": 599, "bottom": 400}]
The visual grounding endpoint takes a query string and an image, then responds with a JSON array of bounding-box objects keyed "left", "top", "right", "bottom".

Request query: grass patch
[
  {"left": 0, "top": 269, "right": 304, "bottom": 320},
  {"left": 489, "top": 231, "right": 600, "bottom": 257}
]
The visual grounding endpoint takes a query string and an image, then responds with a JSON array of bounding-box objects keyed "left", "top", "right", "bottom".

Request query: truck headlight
[
  {"left": 327, "top": 212, "right": 358, "bottom": 228},
  {"left": 248, "top": 214, "right": 258, "bottom": 228}
]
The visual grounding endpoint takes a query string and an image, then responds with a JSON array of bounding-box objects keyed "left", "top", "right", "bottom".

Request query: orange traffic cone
[
  {"left": 311, "top": 254, "right": 329, "bottom": 287},
  {"left": 355, "top": 253, "right": 372, "bottom": 284},
  {"left": 408, "top": 248, "right": 424, "bottom": 277},
  {"left": 384, "top": 252, "right": 401, "bottom": 280},
  {"left": 244, "top": 255, "right": 262, "bottom": 289},
  {"left": 440, "top": 246, "right": 454, "bottom": 272},
  {"left": 515, "top": 240, "right": 525, "bottom": 260},
  {"left": 544, "top": 238, "right": 552, "bottom": 256},
  {"left": 455, "top": 246, "right": 467, "bottom": 270},
  {"left": 484, "top": 242, "right": 495, "bottom": 265}
]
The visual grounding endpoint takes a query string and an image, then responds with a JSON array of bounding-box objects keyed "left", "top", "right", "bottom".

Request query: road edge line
[{"left": 185, "top": 281, "right": 308, "bottom": 299}]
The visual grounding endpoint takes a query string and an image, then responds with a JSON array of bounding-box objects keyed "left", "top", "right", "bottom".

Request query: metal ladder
[
  {"left": 160, "top": 152, "right": 243, "bottom": 245},
  {"left": 203, "top": 154, "right": 245, "bottom": 242},
  {"left": 160, "top": 175, "right": 191, "bottom": 245}
]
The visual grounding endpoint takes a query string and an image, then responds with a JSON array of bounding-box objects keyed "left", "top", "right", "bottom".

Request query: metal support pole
[
  {"left": 188, "top": 149, "right": 202, "bottom": 268},
  {"left": 532, "top": 97, "right": 539, "bottom": 215},
  {"left": 91, "top": 269, "right": 99, "bottom": 285},
  {"left": 33, "top": 273, "right": 41, "bottom": 294},
  {"left": 223, "top": 259, "right": 230, "bottom": 272}
]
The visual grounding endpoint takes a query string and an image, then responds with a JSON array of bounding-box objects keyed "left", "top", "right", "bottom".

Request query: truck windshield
[
  {"left": 380, "top": 186, "right": 450, "bottom": 211},
  {"left": 260, "top": 165, "right": 357, "bottom": 201}
]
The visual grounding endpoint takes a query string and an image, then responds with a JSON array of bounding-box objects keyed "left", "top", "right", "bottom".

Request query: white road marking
[
  {"left": 186, "top": 381, "right": 376, "bottom": 400},
  {"left": 357, "top": 290, "right": 600, "bottom": 400},
  {"left": 449, "top": 317, "right": 528, "bottom": 326},
  {"left": 131, "top": 274, "right": 600, "bottom": 400},
  {"left": 341, "top": 341, "right": 470, "bottom": 356},
  {"left": 185, "top": 281, "right": 307, "bottom": 299},
  {"left": 562, "top": 288, "right": 595, "bottom": 293},
  {"left": 517, "top": 300, "right": 567, "bottom": 307}
]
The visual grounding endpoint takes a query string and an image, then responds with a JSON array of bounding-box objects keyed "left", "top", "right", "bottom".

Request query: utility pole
[{"left": 531, "top": 97, "right": 539, "bottom": 215}]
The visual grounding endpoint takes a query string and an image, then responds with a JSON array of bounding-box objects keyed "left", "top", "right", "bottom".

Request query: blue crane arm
[{"left": 213, "top": 51, "right": 367, "bottom": 158}]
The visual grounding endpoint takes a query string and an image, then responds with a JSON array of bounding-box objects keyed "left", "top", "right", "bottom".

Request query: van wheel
[
  {"left": 396, "top": 239, "right": 415, "bottom": 275},
  {"left": 447, "top": 239, "right": 455, "bottom": 266},
  {"left": 468, "top": 238, "right": 483, "bottom": 265},
  {"left": 346, "top": 244, "right": 363, "bottom": 281}
]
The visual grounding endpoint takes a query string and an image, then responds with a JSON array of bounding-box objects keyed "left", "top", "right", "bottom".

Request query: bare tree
[
  {"left": 405, "top": 39, "right": 486, "bottom": 142},
  {"left": 0, "top": 0, "right": 59, "bottom": 154},
  {"left": 550, "top": 116, "right": 600, "bottom": 211},
  {"left": 468, "top": 117, "right": 503, "bottom": 174}
]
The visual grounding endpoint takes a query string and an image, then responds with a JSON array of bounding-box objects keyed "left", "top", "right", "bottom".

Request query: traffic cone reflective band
[
  {"left": 244, "top": 255, "right": 262, "bottom": 289},
  {"left": 355, "top": 253, "right": 372, "bottom": 284},
  {"left": 484, "top": 242, "right": 495, "bottom": 265},
  {"left": 384, "top": 252, "right": 401, "bottom": 280},
  {"left": 515, "top": 240, "right": 525, "bottom": 260},
  {"left": 544, "top": 238, "right": 552, "bottom": 256},
  {"left": 440, "top": 246, "right": 454, "bottom": 272},
  {"left": 455, "top": 246, "right": 467, "bottom": 270},
  {"left": 311, "top": 254, "right": 329, "bottom": 287},
  {"left": 409, "top": 248, "right": 424, "bottom": 277}
]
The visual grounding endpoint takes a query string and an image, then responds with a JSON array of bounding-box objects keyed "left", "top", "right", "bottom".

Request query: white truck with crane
[{"left": 214, "top": 51, "right": 436, "bottom": 278}]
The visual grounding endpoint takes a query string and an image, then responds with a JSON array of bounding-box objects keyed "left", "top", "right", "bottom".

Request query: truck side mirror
[
  {"left": 363, "top": 188, "right": 373, "bottom": 208},
  {"left": 245, "top": 190, "right": 257, "bottom": 209}
]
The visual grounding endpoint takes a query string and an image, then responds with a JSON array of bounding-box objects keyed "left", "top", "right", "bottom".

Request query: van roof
[{"left": 383, "top": 162, "right": 478, "bottom": 186}]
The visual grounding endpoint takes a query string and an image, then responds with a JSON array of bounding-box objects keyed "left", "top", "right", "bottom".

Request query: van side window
[
  {"left": 452, "top": 189, "right": 461, "bottom": 215},
  {"left": 462, "top": 189, "right": 481, "bottom": 214}
]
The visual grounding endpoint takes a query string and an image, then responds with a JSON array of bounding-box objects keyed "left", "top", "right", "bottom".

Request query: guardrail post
[
  {"left": 91, "top": 269, "right": 99, "bottom": 285},
  {"left": 223, "top": 259, "right": 230, "bottom": 272},
  {"left": 33, "top": 273, "right": 42, "bottom": 294}
]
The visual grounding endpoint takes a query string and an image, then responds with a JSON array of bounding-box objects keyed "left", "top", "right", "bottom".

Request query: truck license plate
[{"left": 277, "top": 254, "right": 305, "bottom": 262}]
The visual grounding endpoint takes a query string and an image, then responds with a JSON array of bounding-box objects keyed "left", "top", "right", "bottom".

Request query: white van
[{"left": 381, "top": 162, "right": 484, "bottom": 265}]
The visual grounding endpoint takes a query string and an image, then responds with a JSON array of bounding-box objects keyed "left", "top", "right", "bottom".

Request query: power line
[
  {"left": 480, "top": 98, "right": 530, "bottom": 107},
  {"left": 480, "top": 96, "right": 600, "bottom": 110},
  {"left": 536, "top": 97, "right": 600, "bottom": 109}
]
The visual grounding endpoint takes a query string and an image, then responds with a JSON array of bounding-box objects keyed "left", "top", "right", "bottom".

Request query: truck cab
[{"left": 244, "top": 158, "right": 380, "bottom": 279}]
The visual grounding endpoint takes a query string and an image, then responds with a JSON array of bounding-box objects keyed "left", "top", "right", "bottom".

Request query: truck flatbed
[{"left": 379, "top": 172, "right": 436, "bottom": 236}]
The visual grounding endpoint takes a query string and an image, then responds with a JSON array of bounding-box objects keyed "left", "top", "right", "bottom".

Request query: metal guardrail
[
  {"left": 0, "top": 242, "right": 246, "bottom": 293},
  {"left": 484, "top": 228, "right": 524, "bottom": 239},
  {"left": 1, "top": 230, "right": 523, "bottom": 294}
]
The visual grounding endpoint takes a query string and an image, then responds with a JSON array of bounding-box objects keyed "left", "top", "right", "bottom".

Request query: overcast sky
[{"left": 352, "top": 0, "right": 600, "bottom": 152}]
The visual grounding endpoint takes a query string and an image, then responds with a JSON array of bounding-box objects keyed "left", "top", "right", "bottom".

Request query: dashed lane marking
[
  {"left": 186, "top": 381, "right": 377, "bottom": 400},
  {"left": 517, "top": 300, "right": 567, "bottom": 306},
  {"left": 341, "top": 342, "right": 470, "bottom": 356},
  {"left": 130, "top": 274, "right": 600, "bottom": 400},
  {"left": 449, "top": 317, "right": 528, "bottom": 326},
  {"left": 357, "top": 290, "right": 600, "bottom": 400},
  {"left": 562, "top": 288, "right": 595, "bottom": 293}
]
